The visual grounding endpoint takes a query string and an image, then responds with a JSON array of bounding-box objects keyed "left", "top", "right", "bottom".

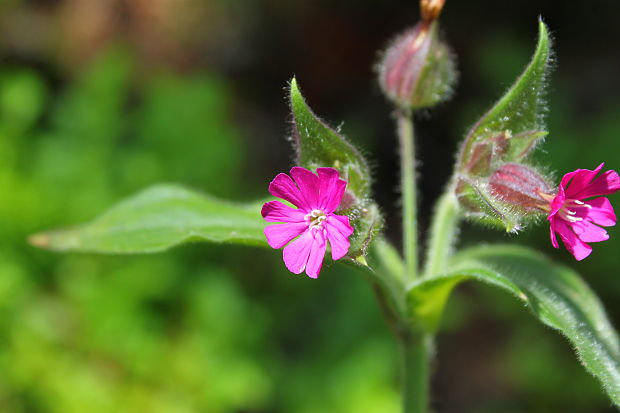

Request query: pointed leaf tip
[
  {"left": 466, "top": 19, "right": 552, "bottom": 140},
  {"left": 455, "top": 20, "right": 554, "bottom": 231},
  {"left": 288, "top": 78, "right": 371, "bottom": 200},
  {"left": 30, "top": 185, "right": 268, "bottom": 254},
  {"left": 288, "top": 79, "right": 381, "bottom": 258}
]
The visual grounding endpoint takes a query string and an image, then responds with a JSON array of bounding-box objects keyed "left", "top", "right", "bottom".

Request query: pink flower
[
  {"left": 262, "top": 167, "right": 354, "bottom": 278},
  {"left": 547, "top": 163, "right": 620, "bottom": 260}
]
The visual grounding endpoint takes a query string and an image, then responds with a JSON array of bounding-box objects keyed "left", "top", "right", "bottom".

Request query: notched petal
[
  {"left": 291, "top": 167, "right": 321, "bottom": 209},
  {"left": 269, "top": 173, "right": 308, "bottom": 209},
  {"left": 261, "top": 200, "right": 306, "bottom": 223},
  {"left": 584, "top": 197, "right": 617, "bottom": 227}
]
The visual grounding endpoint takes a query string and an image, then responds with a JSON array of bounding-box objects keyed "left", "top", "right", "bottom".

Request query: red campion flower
[
  {"left": 261, "top": 167, "right": 354, "bottom": 278},
  {"left": 546, "top": 163, "right": 620, "bottom": 260}
]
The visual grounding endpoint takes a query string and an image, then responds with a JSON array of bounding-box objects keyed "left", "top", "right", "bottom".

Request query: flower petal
[
  {"left": 548, "top": 188, "right": 565, "bottom": 217},
  {"left": 572, "top": 220, "right": 609, "bottom": 243},
  {"left": 305, "top": 230, "right": 327, "bottom": 278},
  {"left": 580, "top": 197, "right": 617, "bottom": 227},
  {"left": 555, "top": 220, "right": 593, "bottom": 261},
  {"left": 562, "top": 163, "right": 620, "bottom": 199},
  {"left": 561, "top": 163, "right": 604, "bottom": 197},
  {"left": 282, "top": 230, "right": 324, "bottom": 276},
  {"left": 282, "top": 231, "right": 313, "bottom": 274},
  {"left": 577, "top": 169, "right": 620, "bottom": 198},
  {"left": 261, "top": 201, "right": 306, "bottom": 223},
  {"left": 269, "top": 173, "right": 308, "bottom": 209},
  {"left": 290, "top": 167, "right": 321, "bottom": 209},
  {"left": 317, "top": 168, "right": 347, "bottom": 212},
  {"left": 325, "top": 218, "right": 351, "bottom": 260},
  {"left": 264, "top": 223, "right": 308, "bottom": 249},
  {"left": 549, "top": 219, "right": 559, "bottom": 248},
  {"left": 328, "top": 214, "right": 354, "bottom": 237}
]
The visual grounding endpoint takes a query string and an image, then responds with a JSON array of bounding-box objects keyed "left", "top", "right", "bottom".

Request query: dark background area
[{"left": 0, "top": 0, "right": 619, "bottom": 412}]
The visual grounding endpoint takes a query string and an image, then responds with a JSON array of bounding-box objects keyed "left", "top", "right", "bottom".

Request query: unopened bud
[
  {"left": 420, "top": 0, "right": 446, "bottom": 22},
  {"left": 488, "top": 163, "right": 552, "bottom": 213},
  {"left": 455, "top": 162, "right": 553, "bottom": 232},
  {"left": 378, "top": 21, "right": 456, "bottom": 110}
]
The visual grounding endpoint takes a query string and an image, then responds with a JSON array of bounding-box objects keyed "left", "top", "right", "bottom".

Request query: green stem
[
  {"left": 423, "top": 192, "right": 459, "bottom": 277},
  {"left": 400, "top": 332, "right": 433, "bottom": 413},
  {"left": 397, "top": 109, "right": 419, "bottom": 282}
]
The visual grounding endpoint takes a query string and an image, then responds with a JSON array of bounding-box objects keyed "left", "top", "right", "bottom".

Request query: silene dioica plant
[{"left": 31, "top": 0, "right": 620, "bottom": 411}]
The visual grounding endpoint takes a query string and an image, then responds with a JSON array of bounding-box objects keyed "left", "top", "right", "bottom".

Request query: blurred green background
[{"left": 0, "top": 0, "right": 619, "bottom": 412}]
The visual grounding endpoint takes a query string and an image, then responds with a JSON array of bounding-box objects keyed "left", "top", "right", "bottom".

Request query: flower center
[
  {"left": 559, "top": 199, "right": 592, "bottom": 222},
  {"left": 305, "top": 209, "right": 327, "bottom": 229}
]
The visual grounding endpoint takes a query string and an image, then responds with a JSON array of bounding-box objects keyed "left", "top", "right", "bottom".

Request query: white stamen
[
  {"left": 567, "top": 199, "right": 592, "bottom": 209},
  {"left": 305, "top": 209, "right": 327, "bottom": 229},
  {"left": 559, "top": 198, "right": 593, "bottom": 223}
]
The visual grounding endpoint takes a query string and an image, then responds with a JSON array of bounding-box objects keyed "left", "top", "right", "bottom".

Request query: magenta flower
[
  {"left": 547, "top": 163, "right": 620, "bottom": 261},
  {"left": 262, "top": 167, "right": 354, "bottom": 278}
]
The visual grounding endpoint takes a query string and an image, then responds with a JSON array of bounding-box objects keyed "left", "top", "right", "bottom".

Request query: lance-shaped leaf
[
  {"left": 455, "top": 20, "right": 553, "bottom": 231},
  {"left": 29, "top": 185, "right": 267, "bottom": 253},
  {"left": 289, "top": 78, "right": 381, "bottom": 258},
  {"left": 289, "top": 78, "right": 371, "bottom": 200},
  {"left": 459, "top": 19, "right": 552, "bottom": 166},
  {"left": 408, "top": 245, "right": 620, "bottom": 406}
]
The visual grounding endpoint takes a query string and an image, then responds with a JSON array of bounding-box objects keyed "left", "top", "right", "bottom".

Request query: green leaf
[
  {"left": 463, "top": 19, "right": 552, "bottom": 157},
  {"left": 408, "top": 245, "right": 620, "bottom": 406},
  {"left": 289, "top": 77, "right": 371, "bottom": 200},
  {"left": 454, "top": 21, "right": 551, "bottom": 231},
  {"left": 29, "top": 185, "right": 267, "bottom": 253},
  {"left": 289, "top": 78, "right": 381, "bottom": 258},
  {"left": 455, "top": 21, "right": 553, "bottom": 231}
]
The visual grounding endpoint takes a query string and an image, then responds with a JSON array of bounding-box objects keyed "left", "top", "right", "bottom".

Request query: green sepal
[
  {"left": 502, "top": 130, "right": 548, "bottom": 161},
  {"left": 409, "top": 22, "right": 457, "bottom": 110},
  {"left": 341, "top": 200, "right": 383, "bottom": 259},
  {"left": 454, "top": 177, "right": 521, "bottom": 232}
]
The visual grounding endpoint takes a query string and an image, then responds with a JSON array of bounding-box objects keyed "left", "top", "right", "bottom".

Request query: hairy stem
[
  {"left": 400, "top": 332, "right": 433, "bottom": 413},
  {"left": 423, "top": 192, "right": 459, "bottom": 277},
  {"left": 395, "top": 109, "right": 433, "bottom": 413},
  {"left": 397, "top": 109, "right": 419, "bottom": 282}
]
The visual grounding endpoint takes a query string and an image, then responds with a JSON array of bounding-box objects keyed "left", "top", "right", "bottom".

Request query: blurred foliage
[
  {"left": 0, "top": 48, "right": 397, "bottom": 412},
  {"left": 0, "top": 0, "right": 619, "bottom": 412}
]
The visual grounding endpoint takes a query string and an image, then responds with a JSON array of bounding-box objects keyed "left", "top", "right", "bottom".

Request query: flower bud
[
  {"left": 420, "top": 0, "right": 446, "bottom": 22},
  {"left": 378, "top": 20, "right": 456, "bottom": 110},
  {"left": 488, "top": 163, "right": 552, "bottom": 213},
  {"left": 455, "top": 162, "right": 553, "bottom": 232}
]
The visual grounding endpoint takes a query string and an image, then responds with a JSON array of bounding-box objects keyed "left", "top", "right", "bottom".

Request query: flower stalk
[{"left": 398, "top": 108, "right": 420, "bottom": 282}]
